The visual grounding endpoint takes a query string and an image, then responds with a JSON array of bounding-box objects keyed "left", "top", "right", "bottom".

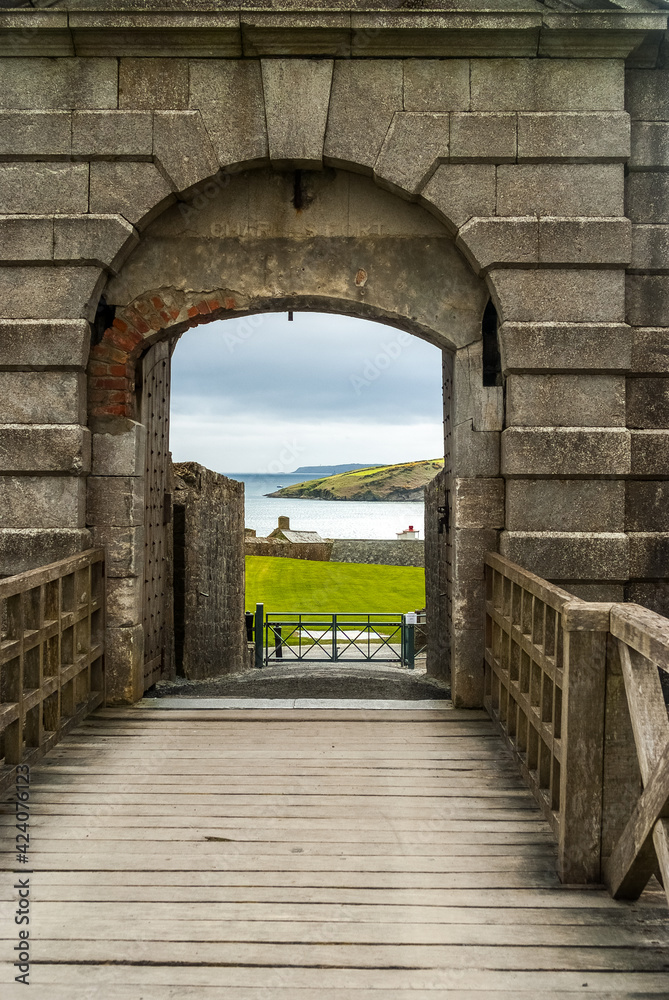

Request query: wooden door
[{"left": 139, "top": 339, "right": 173, "bottom": 691}]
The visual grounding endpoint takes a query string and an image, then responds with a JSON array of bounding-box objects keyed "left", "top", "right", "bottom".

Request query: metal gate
[
  {"left": 140, "top": 339, "right": 173, "bottom": 691},
  {"left": 252, "top": 607, "right": 426, "bottom": 668}
]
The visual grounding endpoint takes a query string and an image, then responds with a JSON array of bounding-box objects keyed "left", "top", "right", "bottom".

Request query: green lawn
[{"left": 245, "top": 556, "right": 425, "bottom": 614}]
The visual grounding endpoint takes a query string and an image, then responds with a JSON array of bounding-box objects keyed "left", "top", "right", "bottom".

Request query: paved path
[{"left": 1, "top": 700, "right": 668, "bottom": 997}]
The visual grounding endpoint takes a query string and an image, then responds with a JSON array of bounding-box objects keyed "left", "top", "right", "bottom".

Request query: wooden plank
[
  {"left": 608, "top": 640, "right": 669, "bottom": 900},
  {"left": 1, "top": 703, "right": 666, "bottom": 1000},
  {"left": 7, "top": 916, "right": 669, "bottom": 948},
  {"left": 558, "top": 608, "right": 608, "bottom": 883},
  {"left": 1, "top": 939, "right": 668, "bottom": 971},
  {"left": 608, "top": 741, "right": 669, "bottom": 899}
]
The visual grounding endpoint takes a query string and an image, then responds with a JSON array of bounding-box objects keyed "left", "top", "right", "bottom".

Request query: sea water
[{"left": 227, "top": 473, "right": 425, "bottom": 541}]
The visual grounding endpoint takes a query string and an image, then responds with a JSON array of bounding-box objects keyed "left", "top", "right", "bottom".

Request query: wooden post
[{"left": 558, "top": 602, "right": 611, "bottom": 884}]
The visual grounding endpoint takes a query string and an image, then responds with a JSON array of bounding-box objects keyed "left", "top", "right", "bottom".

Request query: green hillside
[{"left": 266, "top": 457, "right": 443, "bottom": 502}]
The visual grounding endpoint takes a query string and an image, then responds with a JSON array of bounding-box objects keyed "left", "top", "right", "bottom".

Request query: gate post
[
  {"left": 255, "top": 602, "right": 264, "bottom": 669},
  {"left": 559, "top": 602, "right": 611, "bottom": 883}
]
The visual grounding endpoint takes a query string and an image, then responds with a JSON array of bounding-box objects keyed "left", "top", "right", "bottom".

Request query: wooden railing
[
  {"left": 485, "top": 551, "right": 669, "bottom": 904},
  {"left": 605, "top": 604, "right": 669, "bottom": 902},
  {"left": 0, "top": 549, "right": 105, "bottom": 793}
]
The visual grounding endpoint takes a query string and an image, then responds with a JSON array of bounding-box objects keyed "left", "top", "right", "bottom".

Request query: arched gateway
[{"left": 1, "top": 8, "right": 668, "bottom": 708}]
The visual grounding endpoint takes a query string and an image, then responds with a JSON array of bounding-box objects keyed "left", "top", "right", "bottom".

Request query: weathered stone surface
[
  {"left": 324, "top": 59, "right": 402, "bottom": 173},
  {"left": 452, "top": 579, "right": 485, "bottom": 631},
  {"left": 0, "top": 372, "right": 85, "bottom": 424},
  {"left": 566, "top": 582, "right": 625, "bottom": 602},
  {"left": 106, "top": 576, "right": 143, "bottom": 629},
  {"left": 626, "top": 482, "right": 669, "bottom": 532},
  {"left": 630, "top": 121, "right": 669, "bottom": 169},
  {"left": 539, "top": 218, "right": 630, "bottom": 266},
  {"left": 500, "top": 322, "right": 632, "bottom": 373},
  {"left": 631, "top": 328, "right": 669, "bottom": 373},
  {"left": 626, "top": 172, "right": 669, "bottom": 224},
  {"left": 450, "top": 113, "right": 516, "bottom": 162},
  {"left": 0, "top": 319, "right": 89, "bottom": 369},
  {"left": 626, "top": 275, "right": 669, "bottom": 327},
  {"left": 451, "top": 627, "right": 485, "bottom": 709},
  {"left": 506, "top": 374, "right": 625, "bottom": 427},
  {"left": 54, "top": 215, "right": 138, "bottom": 271},
  {"left": 90, "top": 524, "right": 143, "bottom": 579},
  {"left": 91, "top": 419, "right": 145, "bottom": 477},
  {"left": 105, "top": 624, "right": 143, "bottom": 705},
  {"left": 328, "top": 539, "right": 424, "bottom": 567},
  {"left": 502, "top": 427, "right": 631, "bottom": 477},
  {"left": 404, "top": 59, "right": 469, "bottom": 112},
  {"left": 627, "top": 377, "right": 669, "bottom": 429},
  {"left": 0, "top": 111, "right": 71, "bottom": 157},
  {"left": 0, "top": 425, "right": 90, "bottom": 474},
  {"left": 506, "top": 480, "right": 625, "bottom": 533},
  {"left": 457, "top": 217, "right": 537, "bottom": 272},
  {"left": 631, "top": 224, "right": 669, "bottom": 272},
  {"left": 72, "top": 111, "right": 153, "bottom": 157},
  {"left": 629, "top": 533, "right": 669, "bottom": 579},
  {"left": 87, "top": 475, "right": 144, "bottom": 526},
  {"left": 0, "top": 528, "right": 91, "bottom": 577},
  {"left": 173, "top": 462, "right": 247, "bottom": 678},
  {"left": 0, "top": 266, "right": 103, "bottom": 321},
  {"left": 517, "top": 112, "right": 630, "bottom": 161},
  {"left": 0, "top": 58, "right": 117, "bottom": 109},
  {"left": 0, "top": 476, "right": 85, "bottom": 529},
  {"left": 420, "top": 164, "right": 496, "bottom": 234},
  {"left": 153, "top": 111, "right": 220, "bottom": 193},
  {"left": 120, "top": 58, "right": 188, "bottom": 109},
  {"left": 497, "top": 163, "right": 624, "bottom": 218},
  {"left": 374, "top": 113, "right": 449, "bottom": 195},
  {"left": 262, "top": 59, "right": 333, "bottom": 169},
  {"left": 453, "top": 422, "right": 500, "bottom": 477},
  {"left": 471, "top": 59, "right": 623, "bottom": 112},
  {"left": 89, "top": 162, "right": 174, "bottom": 229},
  {"left": 0, "top": 216, "right": 53, "bottom": 262},
  {"left": 189, "top": 59, "right": 268, "bottom": 170},
  {"left": 454, "top": 478, "right": 504, "bottom": 529},
  {"left": 500, "top": 531, "right": 629, "bottom": 581},
  {"left": 626, "top": 581, "right": 669, "bottom": 618},
  {"left": 0, "top": 163, "right": 89, "bottom": 214},
  {"left": 631, "top": 430, "right": 669, "bottom": 475},
  {"left": 626, "top": 67, "right": 669, "bottom": 121},
  {"left": 491, "top": 269, "right": 625, "bottom": 324},
  {"left": 453, "top": 527, "right": 499, "bottom": 581}
]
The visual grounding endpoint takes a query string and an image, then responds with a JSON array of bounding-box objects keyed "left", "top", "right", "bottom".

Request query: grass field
[{"left": 245, "top": 555, "right": 425, "bottom": 614}]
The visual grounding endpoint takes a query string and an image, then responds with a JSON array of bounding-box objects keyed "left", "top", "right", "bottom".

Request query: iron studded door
[{"left": 140, "top": 339, "right": 173, "bottom": 691}]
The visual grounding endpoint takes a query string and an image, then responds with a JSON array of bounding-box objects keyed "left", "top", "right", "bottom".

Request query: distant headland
[{"left": 267, "top": 459, "right": 444, "bottom": 502}]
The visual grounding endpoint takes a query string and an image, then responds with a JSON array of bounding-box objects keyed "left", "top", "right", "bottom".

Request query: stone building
[{"left": 1, "top": 0, "right": 669, "bottom": 705}]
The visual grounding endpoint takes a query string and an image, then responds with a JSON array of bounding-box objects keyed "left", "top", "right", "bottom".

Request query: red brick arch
[{"left": 88, "top": 292, "right": 238, "bottom": 419}]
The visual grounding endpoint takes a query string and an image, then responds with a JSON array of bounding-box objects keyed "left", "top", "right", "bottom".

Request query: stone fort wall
[{"left": 1, "top": 6, "right": 669, "bottom": 703}]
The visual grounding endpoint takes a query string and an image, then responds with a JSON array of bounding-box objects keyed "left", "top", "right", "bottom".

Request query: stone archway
[
  {"left": 0, "top": 44, "right": 657, "bottom": 711},
  {"left": 88, "top": 166, "right": 493, "bottom": 705}
]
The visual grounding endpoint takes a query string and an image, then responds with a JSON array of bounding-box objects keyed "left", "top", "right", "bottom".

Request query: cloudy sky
[{"left": 170, "top": 312, "right": 444, "bottom": 474}]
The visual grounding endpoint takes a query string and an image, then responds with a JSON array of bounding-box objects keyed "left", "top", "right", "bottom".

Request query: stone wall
[
  {"left": 330, "top": 539, "right": 424, "bottom": 568},
  {"left": 245, "top": 538, "right": 333, "bottom": 562},
  {"left": 424, "top": 468, "right": 451, "bottom": 684},
  {"left": 1, "top": 8, "right": 669, "bottom": 704},
  {"left": 173, "top": 462, "right": 247, "bottom": 679}
]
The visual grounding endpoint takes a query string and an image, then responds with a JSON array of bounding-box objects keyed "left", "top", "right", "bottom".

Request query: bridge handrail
[
  {"left": 0, "top": 548, "right": 105, "bottom": 794},
  {"left": 484, "top": 552, "right": 669, "bottom": 905},
  {"left": 605, "top": 602, "right": 669, "bottom": 904}
]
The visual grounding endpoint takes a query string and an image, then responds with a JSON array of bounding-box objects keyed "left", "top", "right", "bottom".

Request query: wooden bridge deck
[{"left": 1, "top": 701, "right": 668, "bottom": 998}]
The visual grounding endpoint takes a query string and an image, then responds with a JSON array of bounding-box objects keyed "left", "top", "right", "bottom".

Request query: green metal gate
[{"left": 250, "top": 604, "right": 424, "bottom": 669}]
